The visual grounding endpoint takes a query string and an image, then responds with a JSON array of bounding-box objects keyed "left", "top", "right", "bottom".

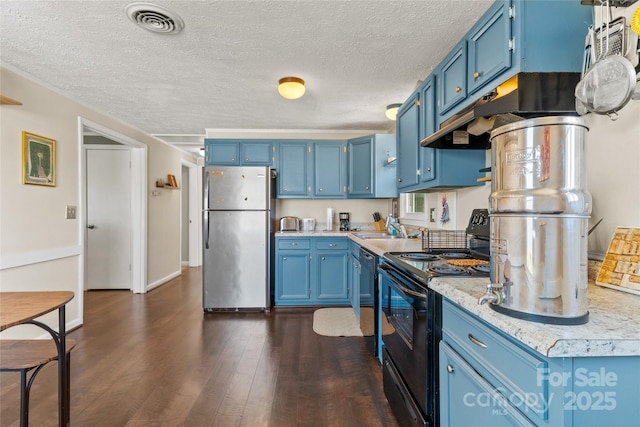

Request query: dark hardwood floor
[{"left": 0, "top": 267, "right": 399, "bottom": 427}]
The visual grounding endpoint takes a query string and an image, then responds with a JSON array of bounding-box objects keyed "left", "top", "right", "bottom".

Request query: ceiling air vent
[{"left": 125, "top": 3, "right": 184, "bottom": 34}]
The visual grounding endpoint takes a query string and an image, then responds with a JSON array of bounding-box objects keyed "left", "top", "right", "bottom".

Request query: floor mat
[{"left": 312, "top": 308, "right": 363, "bottom": 337}]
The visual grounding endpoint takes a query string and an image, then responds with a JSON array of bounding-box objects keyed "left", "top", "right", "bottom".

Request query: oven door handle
[{"left": 379, "top": 265, "right": 427, "bottom": 299}]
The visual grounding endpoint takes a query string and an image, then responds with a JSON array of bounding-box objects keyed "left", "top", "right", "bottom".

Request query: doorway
[
  {"left": 181, "top": 160, "right": 200, "bottom": 267},
  {"left": 79, "top": 117, "right": 147, "bottom": 293}
]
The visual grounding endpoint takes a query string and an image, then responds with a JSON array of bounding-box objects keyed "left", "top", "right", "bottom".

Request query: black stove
[
  {"left": 382, "top": 208, "right": 491, "bottom": 285},
  {"left": 383, "top": 250, "right": 489, "bottom": 284}
]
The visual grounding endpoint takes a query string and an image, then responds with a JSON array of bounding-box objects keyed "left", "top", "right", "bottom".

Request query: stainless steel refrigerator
[{"left": 202, "top": 166, "right": 275, "bottom": 311}]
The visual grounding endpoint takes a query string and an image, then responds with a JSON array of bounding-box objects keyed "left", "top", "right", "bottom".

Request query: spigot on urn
[{"left": 478, "top": 283, "right": 505, "bottom": 306}]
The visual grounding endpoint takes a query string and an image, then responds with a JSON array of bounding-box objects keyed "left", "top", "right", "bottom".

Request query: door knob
[{"left": 87, "top": 224, "right": 95, "bottom": 229}]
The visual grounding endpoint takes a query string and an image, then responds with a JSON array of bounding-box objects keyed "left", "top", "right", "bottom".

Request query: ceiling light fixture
[
  {"left": 385, "top": 103, "right": 402, "bottom": 120},
  {"left": 278, "top": 77, "right": 305, "bottom": 100},
  {"left": 125, "top": 2, "right": 185, "bottom": 34}
]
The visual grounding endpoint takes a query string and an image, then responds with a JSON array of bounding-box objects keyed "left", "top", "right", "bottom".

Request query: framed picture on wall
[{"left": 22, "top": 131, "right": 56, "bottom": 186}]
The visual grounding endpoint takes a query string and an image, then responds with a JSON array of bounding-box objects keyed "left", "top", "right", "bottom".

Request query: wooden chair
[{"left": 0, "top": 339, "right": 76, "bottom": 427}]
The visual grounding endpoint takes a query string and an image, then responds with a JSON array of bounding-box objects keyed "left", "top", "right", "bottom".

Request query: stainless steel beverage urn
[{"left": 479, "top": 116, "right": 591, "bottom": 324}]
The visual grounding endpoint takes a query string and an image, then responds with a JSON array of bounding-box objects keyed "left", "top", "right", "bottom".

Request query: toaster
[{"left": 280, "top": 216, "right": 300, "bottom": 232}]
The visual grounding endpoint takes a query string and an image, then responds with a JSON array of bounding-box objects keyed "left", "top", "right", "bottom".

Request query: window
[{"left": 399, "top": 193, "right": 427, "bottom": 225}]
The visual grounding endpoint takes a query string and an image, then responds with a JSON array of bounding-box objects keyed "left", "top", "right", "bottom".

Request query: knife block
[{"left": 374, "top": 219, "right": 386, "bottom": 231}]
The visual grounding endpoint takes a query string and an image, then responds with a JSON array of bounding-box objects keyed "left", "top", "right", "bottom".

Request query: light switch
[
  {"left": 429, "top": 208, "right": 436, "bottom": 223},
  {"left": 65, "top": 205, "right": 76, "bottom": 219}
]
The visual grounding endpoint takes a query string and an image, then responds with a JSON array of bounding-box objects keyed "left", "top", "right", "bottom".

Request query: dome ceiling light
[
  {"left": 278, "top": 77, "right": 306, "bottom": 100},
  {"left": 385, "top": 103, "right": 402, "bottom": 120}
]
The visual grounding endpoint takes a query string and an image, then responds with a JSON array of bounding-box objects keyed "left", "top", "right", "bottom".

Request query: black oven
[{"left": 379, "top": 259, "right": 441, "bottom": 427}]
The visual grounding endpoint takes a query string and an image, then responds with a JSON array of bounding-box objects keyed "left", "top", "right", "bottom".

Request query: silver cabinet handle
[
  {"left": 468, "top": 333, "right": 487, "bottom": 348},
  {"left": 290, "top": 242, "right": 298, "bottom": 246},
  {"left": 87, "top": 224, "right": 95, "bottom": 229},
  {"left": 322, "top": 257, "right": 326, "bottom": 261},
  {"left": 447, "top": 364, "right": 454, "bottom": 373},
  {"left": 329, "top": 243, "right": 336, "bottom": 247}
]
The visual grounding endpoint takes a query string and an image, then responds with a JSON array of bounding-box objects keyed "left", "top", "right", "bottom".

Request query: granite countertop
[{"left": 429, "top": 277, "right": 640, "bottom": 358}]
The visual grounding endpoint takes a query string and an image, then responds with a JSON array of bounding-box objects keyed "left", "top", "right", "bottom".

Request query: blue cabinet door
[
  {"left": 396, "top": 92, "right": 420, "bottom": 189},
  {"left": 315, "top": 252, "right": 349, "bottom": 301},
  {"left": 205, "top": 140, "right": 239, "bottom": 166},
  {"left": 419, "top": 77, "right": 437, "bottom": 183},
  {"left": 241, "top": 142, "right": 274, "bottom": 166},
  {"left": 278, "top": 142, "right": 310, "bottom": 197},
  {"left": 438, "top": 40, "right": 468, "bottom": 115},
  {"left": 348, "top": 136, "right": 374, "bottom": 197},
  {"left": 467, "top": 0, "right": 512, "bottom": 95},
  {"left": 439, "top": 343, "right": 535, "bottom": 427},
  {"left": 313, "top": 142, "right": 346, "bottom": 198},
  {"left": 275, "top": 252, "right": 311, "bottom": 303},
  {"left": 350, "top": 256, "right": 361, "bottom": 318}
]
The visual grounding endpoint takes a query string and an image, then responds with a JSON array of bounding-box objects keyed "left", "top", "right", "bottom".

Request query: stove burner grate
[
  {"left": 439, "top": 252, "right": 471, "bottom": 260},
  {"left": 398, "top": 253, "right": 440, "bottom": 261},
  {"left": 429, "top": 265, "right": 468, "bottom": 275},
  {"left": 472, "top": 264, "right": 491, "bottom": 274}
]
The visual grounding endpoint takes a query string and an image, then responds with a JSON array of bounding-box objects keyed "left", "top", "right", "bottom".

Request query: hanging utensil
[{"left": 588, "top": 218, "right": 604, "bottom": 236}]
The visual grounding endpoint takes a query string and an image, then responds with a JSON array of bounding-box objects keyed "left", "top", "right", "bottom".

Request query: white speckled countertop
[
  {"left": 429, "top": 278, "right": 640, "bottom": 358},
  {"left": 276, "top": 232, "right": 640, "bottom": 358}
]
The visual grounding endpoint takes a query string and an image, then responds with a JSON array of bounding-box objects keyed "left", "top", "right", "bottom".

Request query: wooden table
[{"left": 1, "top": 291, "right": 74, "bottom": 426}]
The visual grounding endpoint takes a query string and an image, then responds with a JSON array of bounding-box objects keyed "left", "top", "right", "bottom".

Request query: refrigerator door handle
[
  {"left": 204, "top": 171, "right": 210, "bottom": 211},
  {"left": 204, "top": 172, "right": 210, "bottom": 249},
  {"left": 204, "top": 210, "right": 210, "bottom": 249}
]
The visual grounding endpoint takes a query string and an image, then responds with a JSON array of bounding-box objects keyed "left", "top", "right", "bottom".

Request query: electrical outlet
[
  {"left": 65, "top": 205, "right": 76, "bottom": 219},
  {"left": 429, "top": 208, "right": 436, "bottom": 223}
]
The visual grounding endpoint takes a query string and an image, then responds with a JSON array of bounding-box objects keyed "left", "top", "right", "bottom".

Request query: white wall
[
  {"left": 277, "top": 199, "right": 392, "bottom": 230},
  {"left": 0, "top": 67, "right": 197, "bottom": 338}
]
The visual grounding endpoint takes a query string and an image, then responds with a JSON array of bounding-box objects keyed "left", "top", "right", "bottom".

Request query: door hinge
[
  {"left": 509, "top": 38, "right": 515, "bottom": 52},
  {"left": 416, "top": 99, "right": 421, "bottom": 107},
  {"left": 343, "top": 186, "right": 347, "bottom": 192},
  {"left": 308, "top": 146, "right": 311, "bottom": 153},
  {"left": 416, "top": 169, "right": 421, "bottom": 176},
  {"left": 509, "top": 5, "right": 515, "bottom": 19},
  {"left": 343, "top": 146, "right": 347, "bottom": 153}
]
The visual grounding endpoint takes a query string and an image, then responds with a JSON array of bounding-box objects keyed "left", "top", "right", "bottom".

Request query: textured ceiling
[{"left": 1, "top": 0, "right": 493, "bottom": 154}]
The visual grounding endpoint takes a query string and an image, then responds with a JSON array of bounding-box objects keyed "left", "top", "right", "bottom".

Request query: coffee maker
[{"left": 339, "top": 212, "right": 350, "bottom": 231}]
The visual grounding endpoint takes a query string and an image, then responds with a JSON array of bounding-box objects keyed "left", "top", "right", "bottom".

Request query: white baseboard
[{"left": 147, "top": 269, "right": 182, "bottom": 291}]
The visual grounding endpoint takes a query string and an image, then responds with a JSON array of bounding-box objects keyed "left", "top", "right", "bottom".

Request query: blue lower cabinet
[
  {"left": 440, "top": 299, "right": 640, "bottom": 426},
  {"left": 440, "top": 342, "right": 535, "bottom": 426},
  {"left": 275, "top": 236, "right": 350, "bottom": 306},
  {"left": 315, "top": 251, "right": 349, "bottom": 301}
]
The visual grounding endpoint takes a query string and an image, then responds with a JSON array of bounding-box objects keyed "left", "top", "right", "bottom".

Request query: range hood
[{"left": 421, "top": 72, "right": 581, "bottom": 149}]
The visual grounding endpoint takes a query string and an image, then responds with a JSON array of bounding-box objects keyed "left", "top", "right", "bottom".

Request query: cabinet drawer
[
  {"left": 315, "top": 239, "right": 348, "bottom": 250},
  {"left": 442, "top": 300, "right": 549, "bottom": 419},
  {"left": 277, "top": 238, "right": 311, "bottom": 250}
]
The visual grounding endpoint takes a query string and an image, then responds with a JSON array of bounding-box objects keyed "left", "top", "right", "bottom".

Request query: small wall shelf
[{"left": 156, "top": 174, "right": 179, "bottom": 189}]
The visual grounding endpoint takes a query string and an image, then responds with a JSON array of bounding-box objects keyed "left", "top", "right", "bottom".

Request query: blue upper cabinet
[
  {"left": 278, "top": 142, "right": 311, "bottom": 197},
  {"left": 241, "top": 141, "right": 275, "bottom": 165},
  {"left": 205, "top": 139, "right": 275, "bottom": 166},
  {"left": 348, "top": 134, "right": 397, "bottom": 198},
  {"left": 434, "top": 0, "right": 590, "bottom": 125},
  {"left": 205, "top": 140, "right": 239, "bottom": 165},
  {"left": 313, "top": 141, "right": 347, "bottom": 198},
  {"left": 438, "top": 40, "right": 467, "bottom": 115},
  {"left": 419, "top": 78, "right": 437, "bottom": 183},
  {"left": 396, "top": 92, "right": 421, "bottom": 190},
  {"left": 467, "top": 0, "right": 511, "bottom": 95}
]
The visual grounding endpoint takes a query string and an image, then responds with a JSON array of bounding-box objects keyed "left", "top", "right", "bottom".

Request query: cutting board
[{"left": 596, "top": 227, "right": 640, "bottom": 296}]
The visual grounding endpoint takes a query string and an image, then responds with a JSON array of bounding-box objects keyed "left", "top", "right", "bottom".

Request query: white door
[{"left": 86, "top": 148, "right": 132, "bottom": 290}]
